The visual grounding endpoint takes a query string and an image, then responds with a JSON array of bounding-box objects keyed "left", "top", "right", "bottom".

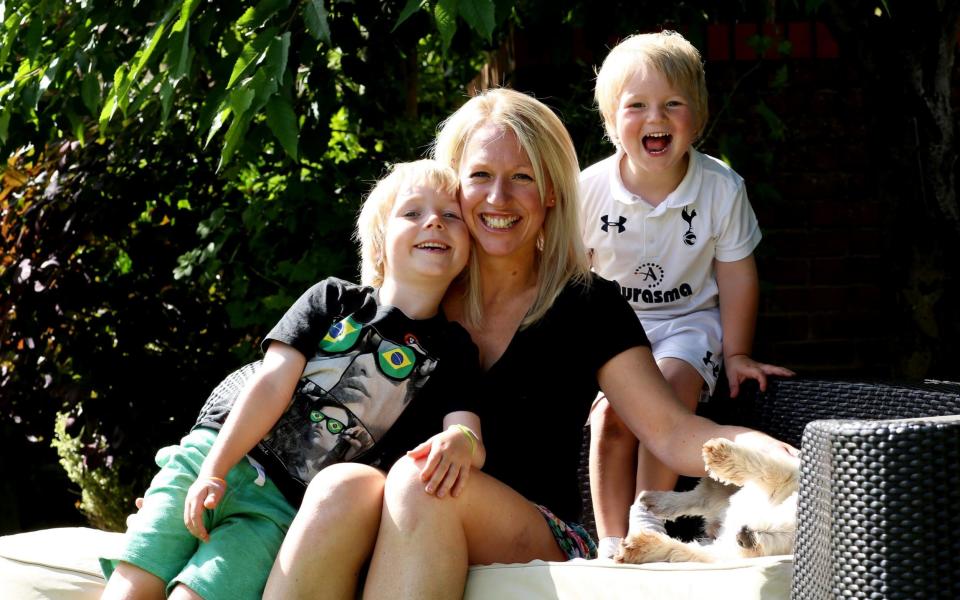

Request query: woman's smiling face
[{"left": 457, "top": 123, "right": 554, "bottom": 260}]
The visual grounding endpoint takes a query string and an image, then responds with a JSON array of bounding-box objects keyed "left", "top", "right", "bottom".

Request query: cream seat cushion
[{"left": 0, "top": 528, "right": 792, "bottom": 599}]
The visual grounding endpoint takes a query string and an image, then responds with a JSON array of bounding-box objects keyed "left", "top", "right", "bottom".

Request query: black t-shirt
[
  {"left": 476, "top": 274, "right": 649, "bottom": 524},
  {"left": 194, "top": 277, "right": 480, "bottom": 506}
]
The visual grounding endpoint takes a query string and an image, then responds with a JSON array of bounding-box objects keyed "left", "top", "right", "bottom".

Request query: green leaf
[
  {"left": 0, "top": 9, "right": 24, "bottom": 69},
  {"left": 248, "top": 69, "right": 276, "bottom": 111},
  {"left": 65, "top": 108, "right": 85, "bottom": 146},
  {"left": 227, "top": 28, "right": 277, "bottom": 89},
  {"left": 114, "top": 59, "right": 131, "bottom": 116},
  {"left": 81, "top": 72, "right": 100, "bottom": 116},
  {"left": 207, "top": 85, "right": 255, "bottom": 155},
  {"left": 265, "top": 92, "right": 298, "bottom": 160},
  {"left": 115, "top": 4, "right": 178, "bottom": 118},
  {"left": 267, "top": 32, "right": 291, "bottom": 89},
  {"left": 20, "top": 80, "right": 39, "bottom": 115},
  {"left": 753, "top": 101, "right": 785, "bottom": 141},
  {"left": 304, "top": 0, "right": 331, "bottom": 44},
  {"left": 771, "top": 64, "right": 789, "bottom": 89},
  {"left": 174, "top": 0, "right": 202, "bottom": 31},
  {"left": 236, "top": 0, "right": 290, "bottom": 30},
  {"left": 218, "top": 109, "right": 253, "bottom": 170},
  {"left": 458, "top": 0, "right": 494, "bottom": 41},
  {"left": 198, "top": 84, "right": 228, "bottom": 136},
  {"left": 38, "top": 56, "right": 61, "bottom": 96},
  {"left": 197, "top": 208, "right": 226, "bottom": 239},
  {"left": 126, "top": 7, "right": 177, "bottom": 88},
  {"left": 24, "top": 15, "right": 42, "bottom": 61},
  {"left": 434, "top": 0, "right": 458, "bottom": 49},
  {"left": 393, "top": 0, "right": 425, "bottom": 31},
  {"left": 0, "top": 109, "right": 9, "bottom": 145},
  {"left": 228, "top": 86, "right": 256, "bottom": 119},
  {"left": 206, "top": 104, "right": 232, "bottom": 147},
  {"left": 167, "top": 21, "right": 191, "bottom": 81},
  {"left": 99, "top": 93, "right": 118, "bottom": 130},
  {"left": 159, "top": 77, "right": 174, "bottom": 122},
  {"left": 246, "top": 33, "right": 290, "bottom": 112}
]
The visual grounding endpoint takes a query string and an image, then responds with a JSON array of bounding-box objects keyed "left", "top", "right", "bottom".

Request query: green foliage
[
  {"left": 1, "top": 0, "right": 494, "bottom": 527},
  {"left": 52, "top": 411, "right": 137, "bottom": 532},
  {"left": 1, "top": 0, "right": 841, "bottom": 528}
]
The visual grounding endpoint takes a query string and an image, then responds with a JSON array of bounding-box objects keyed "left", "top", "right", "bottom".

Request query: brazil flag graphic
[
  {"left": 378, "top": 342, "right": 416, "bottom": 379},
  {"left": 320, "top": 316, "right": 361, "bottom": 352}
]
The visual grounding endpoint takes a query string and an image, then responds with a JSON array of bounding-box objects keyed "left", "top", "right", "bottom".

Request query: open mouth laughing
[{"left": 642, "top": 132, "right": 672, "bottom": 155}]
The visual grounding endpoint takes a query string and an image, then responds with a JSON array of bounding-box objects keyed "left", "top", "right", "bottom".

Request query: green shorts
[{"left": 99, "top": 427, "right": 297, "bottom": 600}]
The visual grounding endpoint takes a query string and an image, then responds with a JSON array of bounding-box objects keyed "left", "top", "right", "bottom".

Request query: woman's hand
[
  {"left": 733, "top": 430, "right": 800, "bottom": 465},
  {"left": 406, "top": 426, "right": 477, "bottom": 499},
  {"left": 182, "top": 476, "right": 228, "bottom": 542}
]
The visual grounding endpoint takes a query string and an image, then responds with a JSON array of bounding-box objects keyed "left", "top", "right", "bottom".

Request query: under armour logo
[
  {"left": 702, "top": 350, "right": 720, "bottom": 378},
  {"left": 601, "top": 215, "right": 627, "bottom": 233},
  {"left": 681, "top": 207, "right": 697, "bottom": 246}
]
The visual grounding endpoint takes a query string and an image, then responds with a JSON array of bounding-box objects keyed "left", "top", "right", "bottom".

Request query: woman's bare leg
[
  {"left": 263, "top": 462, "right": 385, "bottom": 600},
  {"left": 363, "top": 455, "right": 565, "bottom": 600},
  {"left": 100, "top": 563, "right": 166, "bottom": 600}
]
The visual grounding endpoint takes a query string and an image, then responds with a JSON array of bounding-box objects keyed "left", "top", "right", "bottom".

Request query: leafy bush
[{"left": 1, "top": 0, "right": 493, "bottom": 528}]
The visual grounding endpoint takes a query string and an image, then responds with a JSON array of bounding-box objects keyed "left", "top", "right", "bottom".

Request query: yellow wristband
[
  {"left": 453, "top": 424, "right": 478, "bottom": 456},
  {"left": 204, "top": 476, "right": 227, "bottom": 487}
]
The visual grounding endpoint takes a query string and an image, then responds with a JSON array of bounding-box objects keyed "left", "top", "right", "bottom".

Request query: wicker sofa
[
  {"left": 700, "top": 377, "right": 960, "bottom": 599},
  {"left": 2, "top": 377, "right": 959, "bottom": 599}
]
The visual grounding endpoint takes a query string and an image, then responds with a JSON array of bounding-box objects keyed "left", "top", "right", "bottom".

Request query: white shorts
[{"left": 641, "top": 307, "right": 723, "bottom": 396}]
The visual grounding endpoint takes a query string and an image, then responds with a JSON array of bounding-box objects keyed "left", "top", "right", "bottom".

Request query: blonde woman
[{"left": 266, "top": 89, "right": 796, "bottom": 599}]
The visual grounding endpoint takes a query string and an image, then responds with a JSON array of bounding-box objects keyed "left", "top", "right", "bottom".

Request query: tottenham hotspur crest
[{"left": 681, "top": 207, "right": 697, "bottom": 246}]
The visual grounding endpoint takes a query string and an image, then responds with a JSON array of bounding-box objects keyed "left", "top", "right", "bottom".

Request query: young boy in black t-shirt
[{"left": 100, "top": 160, "right": 484, "bottom": 600}]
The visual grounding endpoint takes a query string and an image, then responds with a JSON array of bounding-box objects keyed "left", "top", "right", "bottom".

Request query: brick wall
[
  {"left": 702, "top": 24, "right": 898, "bottom": 377},
  {"left": 502, "top": 20, "right": 952, "bottom": 379}
]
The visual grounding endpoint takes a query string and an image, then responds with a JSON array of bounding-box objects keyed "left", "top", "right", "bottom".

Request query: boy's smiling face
[
  {"left": 383, "top": 183, "right": 470, "bottom": 286},
  {"left": 615, "top": 63, "right": 697, "bottom": 194}
]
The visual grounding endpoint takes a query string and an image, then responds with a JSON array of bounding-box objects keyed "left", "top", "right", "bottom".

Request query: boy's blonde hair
[
  {"left": 595, "top": 30, "right": 709, "bottom": 146},
  {"left": 432, "top": 88, "right": 590, "bottom": 328},
  {"left": 355, "top": 159, "right": 460, "bottom": 287}
]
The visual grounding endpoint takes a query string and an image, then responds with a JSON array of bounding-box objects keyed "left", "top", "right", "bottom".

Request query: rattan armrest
[{"left": 791, "top": 415, "right": 960, "bottom": 600}]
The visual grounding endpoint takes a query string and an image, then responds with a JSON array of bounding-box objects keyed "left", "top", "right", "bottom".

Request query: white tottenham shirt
[{"left": 579, "top": 147, "right": 762, "bottom": 323}]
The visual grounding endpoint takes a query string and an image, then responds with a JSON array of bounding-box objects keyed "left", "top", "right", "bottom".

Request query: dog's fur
[{"left": 615, "top": 438, "right": 799, "bottom": 564}]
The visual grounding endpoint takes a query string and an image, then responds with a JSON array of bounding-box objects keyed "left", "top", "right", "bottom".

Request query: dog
[{"left": 614, "top": 438, "right": 799, "bottom": 564}]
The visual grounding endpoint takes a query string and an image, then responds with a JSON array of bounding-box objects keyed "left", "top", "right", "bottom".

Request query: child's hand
[
  {"left": 725, "top": 354, "right": 795, "bottom": 398},
  {"left": 183, "top": 476, "right": 227, "bottom": 542},
  {"left": 406, "top": 426, "right": 476, "bottom": 499},
  {"left": 125, "top": 496, "right": 145, "bottom": 530}
]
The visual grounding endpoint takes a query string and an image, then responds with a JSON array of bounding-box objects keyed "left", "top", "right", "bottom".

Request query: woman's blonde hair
[
  {"left": 355, "top": 159, "right": 460, "bottom": 287},
  {"left": 595, "top": 30, "right": 709, "bottom": 146},
  {"left": 432, "top": 87, "right": 590, "bottom": 328}
]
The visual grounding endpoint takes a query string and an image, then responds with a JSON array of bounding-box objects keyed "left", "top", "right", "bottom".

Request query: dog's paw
[
  {"left": 614, "top": 531, "right": 672, "bottom": 564},
  {"left": 702, "top": 438, "right": 746, "bottom": 486}
]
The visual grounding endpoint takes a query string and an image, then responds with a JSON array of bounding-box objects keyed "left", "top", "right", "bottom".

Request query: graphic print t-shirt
[{"left": 194, "top": 277, "right": 479, "bottom": 505}]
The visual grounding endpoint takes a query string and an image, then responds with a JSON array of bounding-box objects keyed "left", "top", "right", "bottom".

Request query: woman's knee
[
  {"left": 383, "top": 455, "right": 428, "bottom": 501},
  {"left": 301, "top": 462, "right": 385, "bottom": 517},
  {"left": 381, "top": 455, "right": 453, "bottom": 526}
]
